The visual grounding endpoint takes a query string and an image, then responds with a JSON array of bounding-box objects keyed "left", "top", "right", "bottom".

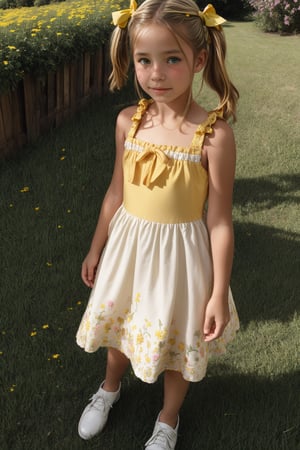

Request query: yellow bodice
[{"left": 123, "top": 99, "right": 222, "bottom": 224}]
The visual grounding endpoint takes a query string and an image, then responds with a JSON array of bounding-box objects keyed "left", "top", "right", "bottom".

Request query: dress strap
[
  {"left": 190, "top": 109, "right": 223, "bottom": 154},
  {"left": 127, "top": 98, "right": 154, "bottom": 139}
]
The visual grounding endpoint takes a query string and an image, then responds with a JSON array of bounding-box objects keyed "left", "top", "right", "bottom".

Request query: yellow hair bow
[
  {"left": 199, "top": 4, "right": 226, "bottom": 28},
  {"left": 112, "top": 0, "right": 137, "bottom": 29}
]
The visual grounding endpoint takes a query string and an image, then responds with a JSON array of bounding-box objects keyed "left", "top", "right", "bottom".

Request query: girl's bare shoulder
[
  {"left": 114, "top": 104, "right": 137, "bottom": 140},
  {"left": 201, "top": 117, "right": 235, "bottom": 171},
  {"left": 117, "top": 105, "right": 136, "bottom": 126},
  {"left": 206, "top": 117, "right": 235, "bottom": 150}
]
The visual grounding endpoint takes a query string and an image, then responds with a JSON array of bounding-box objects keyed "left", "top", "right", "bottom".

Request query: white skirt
[{"left": 76, "top": 205, "right": 239, "bottom": 383}]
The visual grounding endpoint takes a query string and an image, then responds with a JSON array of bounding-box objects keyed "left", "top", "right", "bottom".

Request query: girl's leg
[
  {"left": 145, "top": 370, "right": 189, "bottom": 448},
  {"left": 78, "top": 347, "right": 129, "bottom": 440},
  {"left": 103, "top": 347, "right": 130, "bottom": 391},
  {"left": 160, "top": 370, "right": 190, "bottom": 427}
]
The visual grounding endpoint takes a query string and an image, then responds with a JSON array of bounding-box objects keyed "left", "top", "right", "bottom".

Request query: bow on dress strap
[{"left": 127, "top": 147, "right": 170, "bottom": 187}]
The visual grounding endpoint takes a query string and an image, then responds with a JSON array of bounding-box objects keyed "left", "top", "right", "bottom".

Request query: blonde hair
[{"left": 109, "top": 0, "right": 239, "bottom": 121}]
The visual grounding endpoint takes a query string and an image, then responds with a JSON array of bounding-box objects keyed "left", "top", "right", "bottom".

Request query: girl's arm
[
  {"left": 203, "top": 120, "right": 236, "bottom": 342},
  {"left": 81, "top": 108, "right": 132, "bottom": 288}
]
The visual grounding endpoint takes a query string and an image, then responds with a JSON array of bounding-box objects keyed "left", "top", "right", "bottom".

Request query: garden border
[{"left": 0, "top": 42, "right": 110, "bottom": 158}]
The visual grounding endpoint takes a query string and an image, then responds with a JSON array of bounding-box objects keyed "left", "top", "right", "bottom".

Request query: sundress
[{"left": 76, "top": 98, "right": 239, "bottom": 383}]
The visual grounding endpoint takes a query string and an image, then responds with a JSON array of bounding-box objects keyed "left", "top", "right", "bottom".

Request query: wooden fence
[{"left": 0, "top": 43, "right": 110, "bottom": 158}]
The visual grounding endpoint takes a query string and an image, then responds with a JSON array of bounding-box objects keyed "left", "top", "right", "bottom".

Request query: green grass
[{"left": 0, "top": 22, "right": 300, "bottom": 450}]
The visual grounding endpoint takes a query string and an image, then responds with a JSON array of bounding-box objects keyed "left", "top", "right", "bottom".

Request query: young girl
[{"left": 76, "top": 0, "right": 239, "bottom": 448}]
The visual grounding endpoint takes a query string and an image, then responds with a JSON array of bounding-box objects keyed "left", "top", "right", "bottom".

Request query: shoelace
[
  {"left": 146, "top": 426, "right": 175, "bottom": 449},
  {"left": 88, "top": 393, "right": 111, "bottom": 412}
]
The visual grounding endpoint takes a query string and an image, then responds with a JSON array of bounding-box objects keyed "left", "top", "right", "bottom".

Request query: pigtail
[
  {"left": 204, "top": 27, "right": 239, "bottom": 122},
  {"left": 109, "top": 26, "right": 130, "bottom": 92}
]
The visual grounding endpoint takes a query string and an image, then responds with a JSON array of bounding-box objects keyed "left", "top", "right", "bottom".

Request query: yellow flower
[
  {"left": 136, "top": 333, "right": 144, "bottom": 345},
  {"left": 34, "top": 206, "right": 40, "bottom": 211},
  {"left": 3, "top": 61, "right": 9, "bottom": 65},
  {"left": 42, "top": 324, "right": 49, "bottom": 329},
  {"left": 155, "top": 329, "right": 167, "bottom": 340},
  {"left": 104, "top": 322, "right": 111, "bottom": 333},
  {"left": 46, "top": 262, "right": 52, "bottom": 267},
  {"left": 178, "top": 342, "right": 185, "bottom": 351},
  {"left": 30, "top": 331, "right": 37, "bottom": 337},
  {"left": 7, "top": 45, "right": 16, "bottom": 50},
  {"left": 52, "top": 353, "right": 60, "bottom": 359},
  {"left": 60, "top": 156, "right": 66, "bottom": 160},
  {"left": 20, "top": 186, "right": 29, "bottom": 192}
]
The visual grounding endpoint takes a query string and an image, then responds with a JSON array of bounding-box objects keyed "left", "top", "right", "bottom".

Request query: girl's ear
[{"left": 194, "top": 49, "right": 207, "bottom": 73}]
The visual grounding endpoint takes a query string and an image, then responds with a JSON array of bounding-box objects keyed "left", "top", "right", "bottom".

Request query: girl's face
[{"left": 133, "top": 23, "right": 205, "bottom": 104}]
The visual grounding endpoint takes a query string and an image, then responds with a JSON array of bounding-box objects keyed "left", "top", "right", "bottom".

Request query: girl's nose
[{"left": 151, "top": 65, "right": 165, "bottom": 81}]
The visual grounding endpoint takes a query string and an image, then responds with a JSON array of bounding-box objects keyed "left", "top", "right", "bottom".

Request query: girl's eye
[
  {"left": 167, "top": 56, "right": 181, "bottom": 64},
  {"left": 138, "top": 57, "right": 151, "bottom": 65}
]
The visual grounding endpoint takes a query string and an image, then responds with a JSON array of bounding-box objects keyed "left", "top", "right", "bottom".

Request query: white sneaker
[
  {"left": 78, "top": 381, "right": 121, "bottom": 440},
  {"left": 145, "top": 413, "right": 179, "bottom": 450}
]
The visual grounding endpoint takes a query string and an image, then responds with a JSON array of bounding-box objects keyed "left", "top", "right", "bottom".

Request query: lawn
[{"left": 0, "top": 22, "right": 299, "bottom": 450}]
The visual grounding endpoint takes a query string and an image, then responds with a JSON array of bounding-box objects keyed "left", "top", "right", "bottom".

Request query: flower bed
[
  {"left": 0, "top": 0, "right": 128, "bottom": 157},
  {"left": 249, "top": 0, "right": 300, "bottom": 33},
  {"left": 0, "top": 0, "right": 126, "bottom": 94}
]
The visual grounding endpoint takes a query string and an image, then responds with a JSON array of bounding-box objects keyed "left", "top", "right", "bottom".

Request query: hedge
[
  {"left": 0, "top": 0, "right": 127, "bottom": 94},
  {"left": 249, "top": 0, "right": 300, "bottom": 33}
]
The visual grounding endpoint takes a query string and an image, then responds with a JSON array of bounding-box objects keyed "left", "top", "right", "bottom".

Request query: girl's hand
[
  {"left": 203, "top": 296, "right": 230, "bottom": 342},
  {"left": 81, "top": 251, "right": 101, "bottom": 288}
]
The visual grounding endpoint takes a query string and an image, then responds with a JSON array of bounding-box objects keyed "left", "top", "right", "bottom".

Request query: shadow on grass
[
  {"left": 182, "top": 369, "right": 300, "bottom": 450},
  {"left": 94, "top": 370, "right": 300, "bottom": 450},
  {"left": 123, "top": 371, "right": 300, "bottom": 450},
  {"left": 232, "top": 220, "right": 299, "bottom": 324},
  {"left": 232, "top": 173, "right": 299, "bottom": 324},
  {"left": 26, "top": 369, "right": 298, "bottom": 450},
  {"left": 2, "top": 359, "right": 299, "bottom": 450},
  {"left": 234, "top": 174, "right": 300, "bottom": 211}
]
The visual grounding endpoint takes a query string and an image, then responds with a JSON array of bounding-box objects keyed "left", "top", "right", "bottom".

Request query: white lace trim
[{"left": 124, "top": 140, "right": 201, "bottom": 163}]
